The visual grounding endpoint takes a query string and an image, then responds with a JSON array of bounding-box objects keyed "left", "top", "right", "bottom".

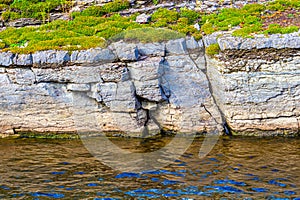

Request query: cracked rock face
[
  {"left": 206, "top": 52, "right": 300, "bottom": 136},
  {"left": 1, "top": 35, "right": 299, "bottom": 137},
  {"left": 0, "top": 38, "right": 224, "bottom": 136}
]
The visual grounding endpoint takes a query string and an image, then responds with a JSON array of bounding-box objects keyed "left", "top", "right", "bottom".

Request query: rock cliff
[{"left": 1, "top": 32, "right": 299, "bottom": 137}]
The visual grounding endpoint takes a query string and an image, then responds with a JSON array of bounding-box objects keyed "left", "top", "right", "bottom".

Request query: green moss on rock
[
  {"left": 110, "top": 27, "right": 185, "bottom": 43},
  {"left": 18, "top": 132, "right": 80, "bottom": 139}
]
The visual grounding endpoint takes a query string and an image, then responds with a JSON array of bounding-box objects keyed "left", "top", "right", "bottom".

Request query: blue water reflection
[{"left": 0, "top": 137, "right": 299, "bottom": 199}]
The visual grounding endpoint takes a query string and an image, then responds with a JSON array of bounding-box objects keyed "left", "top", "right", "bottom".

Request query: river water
[{"left": 0, "top": 136, "right": 299, "bottom": 199}]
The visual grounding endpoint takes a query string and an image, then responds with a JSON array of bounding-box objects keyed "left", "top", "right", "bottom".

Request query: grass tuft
[{"left": 205, "top": 43, "right": 220, "bottom": 56}]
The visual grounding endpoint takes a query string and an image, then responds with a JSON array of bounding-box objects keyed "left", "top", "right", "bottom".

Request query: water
[{"left": 0, "top": 136, "right": 299, "bottom": 199}]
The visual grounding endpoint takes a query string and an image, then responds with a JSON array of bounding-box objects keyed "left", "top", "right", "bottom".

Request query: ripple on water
[
  {"left": 204, "top": 185, "right": 244, "bottom": 194},
  {"left": 30, "top": 192, "right": 65, "bottom": 198}
]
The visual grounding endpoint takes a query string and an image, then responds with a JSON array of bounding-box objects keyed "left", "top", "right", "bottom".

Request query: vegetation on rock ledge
[
  {"left": 205, "top": 43, "right": 220, "bottom": 56},
  {"left": 0, "top": 0, "right": 299, "bottom": 53}
]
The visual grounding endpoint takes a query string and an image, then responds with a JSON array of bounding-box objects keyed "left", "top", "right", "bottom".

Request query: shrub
[
  {"left": 8, "top": 36, "right": 106, "bottom": 54},
  {"left": 80, "top": 6, "right": 105, "bottom": 17},
  {"left": 152, "top": 0, "right": 159, "bottom": 5},
  {"left": 280, "top": 26, "right": 299, "bottom": 34},
  {"left": 243, "top": 15, "right": 262, "bottom": 26},
  {"left": 200, "top": 8, "right": 245, "bottom": 33},
  {"left": 80, "top": 0, "right": 129, "bottom": 17},
  {"left": 263, "top": 23, "right": 282, "bottom": 34},
  {"left": 205, "top": 43, "right": 220, "bottom": 56},
  {"left": 201, "top": 22, "right": 215, "bottom": 35},
  {"left": 0, "top": 42, "right": 5, "bottom": 49},
  {"left": 151, "top": 8, "right": 178, "bottom": 23},
  {"left": 273, "top": 0, "right": 300, "bottom": 8},
  {"left": 0, "top": 3, "right": 9, "bottom": 10},
  {"left": 7, "top": 0, "right": 68, "bottom": 20},
  {"left": 102, "top": 0, "right": 129, "bottom": 13},
  {"left": 170, "top": 17, "right": 202, "bottom": 39},
  {"left": 1, "top": 11, "right": 20, "bottom": 20},
  {"left": 151, "top": 19, "right": 168, "bottom": 27},
  {"left": 179, "top": 8, "right": 200, "bottom": 24}
]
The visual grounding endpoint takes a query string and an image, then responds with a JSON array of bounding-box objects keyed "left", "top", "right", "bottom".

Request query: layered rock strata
[
  {"left": 1, "top": 31, "right": 300, "bottom": 137},
  {"left": 0, "top": 37, "right": 223, "bottom": 137},
  {"left": 205, "top": 31, "right": 300, "bottom": 136}
]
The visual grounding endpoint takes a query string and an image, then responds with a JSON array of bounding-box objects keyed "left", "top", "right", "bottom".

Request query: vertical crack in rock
[
  {"left": 200, "top": 39, "right": 229, "bottom": 134},
  {"left": 134, "top": 93, "right": 163, "bottom": 138},
  {"left": 158, "top": 57, "right": 171, "bottom": 103},
  {"left": 29, "top": 67, "right": 37, "bottom": 84},
  {"left": 186, "top": 39, "right": 224, "bottom": 129},
  {"left": 135, "top": 94, "right": 151, "bottom": 137}
]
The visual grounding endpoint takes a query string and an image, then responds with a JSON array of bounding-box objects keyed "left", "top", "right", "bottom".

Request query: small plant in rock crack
[{"left": 205, "top": 43, "right": 220, "bottom": 56}]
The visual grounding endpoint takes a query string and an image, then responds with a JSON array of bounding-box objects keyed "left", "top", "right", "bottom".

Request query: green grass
[
  {"left": 0, "top": 7, "right": 203, "bottom": 53},
  {"left": 267, "top": 0, "right": 300, "bottom": 11},
  {"left": 79, "top": 0, "right": 130, "bottom": 17},
  {"left": 200, "top": 0, "right": 299, "bottom": 37},
  {"left": 0, "top": 0, "right": 299, "bottom": 53},
  {"left": 200, "top": 5, "right": 264, "bottom": 34},
  {"left": 1, "top": 0, "right": 71, "bottom": 21},
  {"left": 263, "top": 24, "right": 299, "bottom": 34},
  {"left": 150, "top": 8, "right": 202, "bottom": 40}
]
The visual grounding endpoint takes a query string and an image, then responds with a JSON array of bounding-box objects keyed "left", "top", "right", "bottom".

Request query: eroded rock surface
[
  {"left": 1, "top": 33, "right": 300, "bottom": 137},
  {"left": 0, "top": 37, "right": 224, "bottom": 137},
  {"left": 207, "top": 49, "right": 300, "bottom": 136}
]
